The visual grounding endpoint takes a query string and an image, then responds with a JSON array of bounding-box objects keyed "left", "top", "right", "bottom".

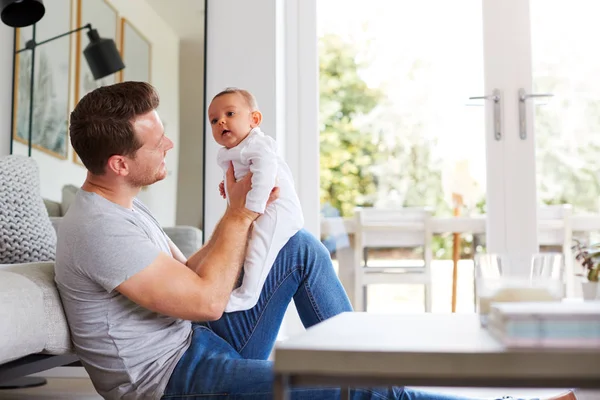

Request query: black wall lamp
[
  {"left": 1, "top": 0, "right": 45, "bottom": 27},
  {"left": 2, "top": 0, "right": 125, "bottom": 156}
]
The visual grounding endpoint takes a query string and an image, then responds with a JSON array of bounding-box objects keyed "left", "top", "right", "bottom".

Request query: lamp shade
[
  {"left": 1, "top": 0, "right": 44, "bottom": 27},
  {"left": 83, "top": 28, "right": 125, "bottom": 80}
]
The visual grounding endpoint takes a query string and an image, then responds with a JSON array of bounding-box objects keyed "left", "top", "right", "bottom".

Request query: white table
[
  {"left": 273, "top": 313, "right": 600, "bottom": 399},
  {"left": 322, "top": 214, "right": 600, "bottom": 235},
  {"left": 322, "top": 214, "right": 600, "bottom": 305}
]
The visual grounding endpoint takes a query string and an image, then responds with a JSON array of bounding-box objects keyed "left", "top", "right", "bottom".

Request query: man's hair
[
  {"left": 212, "top": 87, "right": 259, "bottom": 111},
  {"left": 69, "top": 81, "right": 160, "bottom": 175}
]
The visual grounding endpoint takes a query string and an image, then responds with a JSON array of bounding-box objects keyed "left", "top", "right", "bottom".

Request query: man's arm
[
  {"left": 116, "top": 164, "right": 261, "bottom": 321},
  {"left": 184, "top": 212, "right": 228, "bottom": 273},
  {"left": 166, "top": 232, "right": 220, "bottom": 269}
]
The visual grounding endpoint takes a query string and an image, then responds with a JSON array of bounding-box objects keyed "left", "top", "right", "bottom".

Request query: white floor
[
  {"left": 0, "top": 379, "right": 596, "bottom": 399},
  {"left": 331, "top": 259, "right": 479, "bottom": 314},
  {"left": 0, "top": 378, "right": 101, "bottom": 400}
]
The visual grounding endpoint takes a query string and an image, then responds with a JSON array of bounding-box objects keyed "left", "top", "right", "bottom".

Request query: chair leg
[
  {"left": 473, "top": 273, "right": 478, "bottom": 313},
  {"left": 424, "top": 283, "right": 432, "bottom": 313},
  {"left": 353, "top": 279, "right": 364, "bottom": 312}
]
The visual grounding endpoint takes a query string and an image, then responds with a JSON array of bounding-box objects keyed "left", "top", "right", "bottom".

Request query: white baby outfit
[{"left": 217, "top": 127, "right": 304, "bottom": 312}]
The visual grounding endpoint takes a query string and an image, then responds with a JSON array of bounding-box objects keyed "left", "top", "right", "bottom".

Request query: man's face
[
  {"left": 208, "top": 93, "right": 258, "bottom": 149},
  {"left": 126, "top": 110, "right": 173, "bottom": 188}
]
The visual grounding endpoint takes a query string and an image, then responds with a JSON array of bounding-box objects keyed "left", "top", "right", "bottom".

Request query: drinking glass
[{"left": 474, "top": 253, "right": 564, "bottom": 326}]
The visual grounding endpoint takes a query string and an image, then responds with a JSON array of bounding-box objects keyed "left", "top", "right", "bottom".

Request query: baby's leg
[{"left": 225, "top": 206, "right": 298, "bottom": 312}]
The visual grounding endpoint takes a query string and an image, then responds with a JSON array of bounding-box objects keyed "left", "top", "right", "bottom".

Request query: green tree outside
[{"left": 319, "top": 34, "right": 382, "bottom": 217}]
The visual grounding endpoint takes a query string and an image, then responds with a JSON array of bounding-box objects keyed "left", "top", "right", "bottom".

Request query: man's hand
[
  {"left": 225, "top": 163, "right": 257, "bottom": 222},
  {"left": 225, "top": 162, "right": 280, "bottom": 221},
  {"left": 218, "top": 180, "right": 226, "bottom": 199},
  {"left": 266, "top": 186, "right": 280, "bottom": 207}
]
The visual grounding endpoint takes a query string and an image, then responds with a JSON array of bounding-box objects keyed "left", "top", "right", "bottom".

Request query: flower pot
[{"left": 581, "top": 280, "right": 600, "bottom": 301}]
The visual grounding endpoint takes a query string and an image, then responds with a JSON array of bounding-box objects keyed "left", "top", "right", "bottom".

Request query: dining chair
[{"left": 353, "top": 207, "right": 433, "bottom": 312}]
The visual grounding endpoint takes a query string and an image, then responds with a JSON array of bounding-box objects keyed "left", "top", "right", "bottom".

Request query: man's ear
[
  {"left": 106, "top": 155, "right": 130, "bottom": 177},
  {"left": 250, "top": 110, "right": 263, "bottom": 127}
]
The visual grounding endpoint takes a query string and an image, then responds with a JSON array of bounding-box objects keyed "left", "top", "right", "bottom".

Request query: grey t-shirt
[{"left": 55, "top": 190, "right": 192, "bottom": 400}]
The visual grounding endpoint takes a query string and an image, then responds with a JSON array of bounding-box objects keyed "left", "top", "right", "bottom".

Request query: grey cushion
[
  {"left": 0, "top": 155, "right": 56, "bottom": 264},
  {"left": 61, "top": 184, "right": 79, "bottom": 215},
  {"left": 0, "top": 270, "right": 46, "bottom": 363},
  {"left": 1, "top": 263, "right": 72, "bottom": 355},
  {"left": 163, "top": 226, "right": 203, "bottom": 258},
  {"left": 44, "top": 198, "right": 63, "bottom": 217}
]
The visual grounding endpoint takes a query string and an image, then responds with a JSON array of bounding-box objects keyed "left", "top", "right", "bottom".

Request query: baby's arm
[{"left": 242, "top": 136, "right": 278, "bottom": 214}]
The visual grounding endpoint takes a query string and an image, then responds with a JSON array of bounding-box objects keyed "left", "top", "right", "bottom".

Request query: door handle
[
  {"left": 469, "top": 89, "right": 502, "bottom": 141},
  {"left": 518, "top": 88, "right": 554, "bottom": 140}
]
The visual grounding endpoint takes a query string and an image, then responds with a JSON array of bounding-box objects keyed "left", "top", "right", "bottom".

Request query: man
[{"left": 55, "top": 82, "right": 576, "bottom": 400}]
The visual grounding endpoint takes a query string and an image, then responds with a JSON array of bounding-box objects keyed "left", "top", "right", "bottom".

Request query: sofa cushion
[
  {"left": 61, "top": 184, "right": 79, "bottom": 215},
  {"left": 0, "top": 270, "right": 46, "bottom": 363},
  {"left": 163, "top": 226, "right": 203, "bottom": 258},
  {"left": 0, "top": 155, "right": 56, "bottom": 264},
  {"left": 44, "top": 198, "right": 63, "bottom": 218},
  {"left": 1, "top": 263, "right": 72, "bottom": 355}
]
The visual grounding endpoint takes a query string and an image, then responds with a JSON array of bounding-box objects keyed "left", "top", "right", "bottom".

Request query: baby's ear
[{"left": 251, "top": 110, "right": 263, "bottom": 127}]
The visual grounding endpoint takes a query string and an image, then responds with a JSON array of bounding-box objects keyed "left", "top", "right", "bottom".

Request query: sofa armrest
[{"left": 163, "top": 226, "right": 203, "bottom": 258}]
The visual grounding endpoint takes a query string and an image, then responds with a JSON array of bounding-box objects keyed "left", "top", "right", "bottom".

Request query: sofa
[{"left": 0, "top": 155, "right": 203, "bottom": 386}]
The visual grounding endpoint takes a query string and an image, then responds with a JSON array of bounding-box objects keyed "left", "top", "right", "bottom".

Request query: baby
[{"left": 208, "top": 87, "right": 304, "bottom": 312}]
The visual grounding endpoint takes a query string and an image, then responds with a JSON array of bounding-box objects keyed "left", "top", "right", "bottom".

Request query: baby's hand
[{"left": 219, "top": 180, "right": 226, "bottom": 199}]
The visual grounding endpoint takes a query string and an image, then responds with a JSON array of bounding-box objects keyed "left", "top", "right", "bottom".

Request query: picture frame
[
  {"left": 73, "top": 0, "right": 120, "bottom": 165},
  {"left": 119, "top": 17, "right": 152, "bottom": 83},
  {"left": 12, "top": 0, "right": 73, "bottom": 160}
]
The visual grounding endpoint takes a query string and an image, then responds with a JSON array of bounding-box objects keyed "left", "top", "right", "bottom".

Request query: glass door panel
[
  {"left": 531, "top": 0, "right": 600, "bottom": 214},
  {"left": 530, "top": 0, "right": 600, "bottom": 295},
  {"left": 317, "top": 0, "right": 486, "bottom": 313}
]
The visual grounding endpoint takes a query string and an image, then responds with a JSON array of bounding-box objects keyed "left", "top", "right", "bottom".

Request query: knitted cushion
[{"left": 0, "top": 155, "right": 56, "bottom": 264}]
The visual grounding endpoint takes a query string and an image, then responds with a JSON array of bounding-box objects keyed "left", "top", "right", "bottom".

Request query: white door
[
  {"left": 480, "top": 0, "right": 538, "bottom": 257},
  {"left": 318, "top": 0, "right": 588, "bottom": 284},
  {"left": 483, "top": 0, "right": 600, "bottom": 272},
  {"left": 317, "top": 0, "right": 488, "bottom": 312},
  {"left": 530, "top": 0, "right": 600, "bottom": 217}
]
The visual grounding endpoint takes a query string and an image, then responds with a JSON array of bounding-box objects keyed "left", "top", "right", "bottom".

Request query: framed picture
[
  {"left": 73, "top": 0, "right": 120, "bottom": 165},
  {"left": 119, "top": 18, "right": 151, "bottom": 83},
  {"left": 12, "top": 0, "right": 73, "bottom": 160}
]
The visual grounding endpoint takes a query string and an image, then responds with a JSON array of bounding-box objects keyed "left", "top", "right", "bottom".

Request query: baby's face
[{"left": 208, "top": 93, "right": 257, "bottom": 149}]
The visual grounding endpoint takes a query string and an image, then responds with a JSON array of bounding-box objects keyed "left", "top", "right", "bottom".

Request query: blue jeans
[{"left": 161, "top": 230, "right": 489, "bottom": 399}]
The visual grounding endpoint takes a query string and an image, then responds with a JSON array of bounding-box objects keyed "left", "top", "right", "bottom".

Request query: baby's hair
[{"left": 212, "top": 87, "right": 259, "bottom": 111}]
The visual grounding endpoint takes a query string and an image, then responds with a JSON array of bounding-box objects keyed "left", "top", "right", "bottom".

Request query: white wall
[
  {"left": 176, "top": 39, "right": 205, "bottom": 228},
  {"left": 204, "top": 0, "right": 281, "bottom": 238},
  {"left": 0, "top": 24, "right": 13, "bottom": 156},
  {"left": 108, "top": 0, "right": 181, "bottom": 227},
  {"left": 204, "top": 0, "right": 319, "bottom": 239},
  {"left": 3, "top": 0, "right": 181, "bottom": 227},
  {"left": 204, "top": 0, "right": 319, "bottom": 339}
]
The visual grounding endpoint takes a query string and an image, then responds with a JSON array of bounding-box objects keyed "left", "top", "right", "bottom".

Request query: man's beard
[{"left": 127, "top": 166, "right": 167, "bottom": 188}]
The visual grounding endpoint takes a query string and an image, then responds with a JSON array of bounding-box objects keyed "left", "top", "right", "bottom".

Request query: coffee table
[{"left": 273, "top": 313, "right": 600, "bottom": 399}]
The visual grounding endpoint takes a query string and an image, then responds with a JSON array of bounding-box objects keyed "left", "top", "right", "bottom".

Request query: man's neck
[{"left": 81, "top": 173, "right": 140, "bottom": 210}]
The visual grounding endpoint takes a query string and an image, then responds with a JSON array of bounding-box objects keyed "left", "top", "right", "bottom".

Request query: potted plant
[{"left": 572, "top": 239, "right": 600, "bottom": 300}]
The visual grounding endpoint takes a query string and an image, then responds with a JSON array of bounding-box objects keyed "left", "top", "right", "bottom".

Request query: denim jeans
[{"left": 161, "top": 229, "right": 501, "bottom": 400}]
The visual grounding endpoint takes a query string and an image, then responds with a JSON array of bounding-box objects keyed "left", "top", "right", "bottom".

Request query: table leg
[
  {"left": 451, "top": 193, "right": 463, "bottom": 313},
  {"left": 274, "top": 374, "right": 290, "bottom": 400},
  {"left": 341, "top": 386, "right": 350, "bottom": 399},
  {"left": 452, "top": 231, "right": 460, "bottom": 312}
]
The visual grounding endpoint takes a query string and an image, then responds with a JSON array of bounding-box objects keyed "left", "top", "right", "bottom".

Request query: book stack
[{"left": 488, "top": 301, "right": 600, "bottom": 349}]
